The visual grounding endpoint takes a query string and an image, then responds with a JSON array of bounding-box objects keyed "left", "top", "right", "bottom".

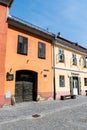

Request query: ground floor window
[
  {"left": 59, "top": 75, "right": 65, "bottom": 87},
  {"left": 84, "top": 78, "right": 87, "bottom": 86}
]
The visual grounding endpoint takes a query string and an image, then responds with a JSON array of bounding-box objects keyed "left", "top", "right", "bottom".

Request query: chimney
[{"left": 57, "top": 32, "right": 61, "bottom": 37}]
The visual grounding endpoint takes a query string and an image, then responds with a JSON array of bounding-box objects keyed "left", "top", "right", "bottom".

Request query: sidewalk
[{"left": 0, "top": 95, "right": 87, "bottom": 124}]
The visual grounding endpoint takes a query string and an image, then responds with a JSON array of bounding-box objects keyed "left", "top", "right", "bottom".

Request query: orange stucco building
[{"left": 0, "top": 0, "right": 54, "bottom": 106}]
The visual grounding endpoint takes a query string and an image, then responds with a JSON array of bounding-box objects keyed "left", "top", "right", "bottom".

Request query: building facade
[
  {"left": 0, "top": 0, "right": 87, "bottom": 106},
  {"left": 53, "top": 36, "right": 87, "bottom": 99},
  {"left": 0, "top": 0, "right": 54, "bottom": 106},
  {"left": 0, "top": 0, "right": 14, "bottom": 106}
]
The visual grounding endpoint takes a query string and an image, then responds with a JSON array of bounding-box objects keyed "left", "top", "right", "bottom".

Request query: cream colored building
[{"left": 53, "top": 36, "right": 87, "bottom": 99}]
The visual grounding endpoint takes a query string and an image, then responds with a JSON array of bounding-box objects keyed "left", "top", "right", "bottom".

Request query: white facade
[{"left": 54, "top": 38, "right": 87, "bottom": 99}]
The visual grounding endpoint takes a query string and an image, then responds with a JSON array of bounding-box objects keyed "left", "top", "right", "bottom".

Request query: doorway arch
[{"left": 15, "top": 70, "right": 37, "bottom": 103}]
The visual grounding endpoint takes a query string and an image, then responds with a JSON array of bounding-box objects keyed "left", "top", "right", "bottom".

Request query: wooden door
[{"left": 15, "top": 81, "right": 33, "bottom": 103}]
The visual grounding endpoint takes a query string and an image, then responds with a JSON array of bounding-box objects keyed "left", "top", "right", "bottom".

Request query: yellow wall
[{"left": 54, "top": 43, "right": 87, "bottom": 99}]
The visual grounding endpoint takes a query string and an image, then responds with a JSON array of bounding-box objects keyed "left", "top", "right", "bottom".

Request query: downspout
[{"left": 53, "top": 36, "right": 57, "bottom": 100}]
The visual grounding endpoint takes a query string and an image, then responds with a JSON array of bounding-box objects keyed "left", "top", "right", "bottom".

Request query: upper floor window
[
  {"left": 38, "top": 42, "right": 46, "bottom": 59},
  {"left": 58, "top": 49, "right": 64, "bottom": 62},
  {"left": 17, "top": 35, "right": 28, "bottom": 55},
  {"left": 72, "top": 53, "right": 77, "bottom": 65},
  {"left": 83, "top": 57, "right": 87, "bottom": 68}
]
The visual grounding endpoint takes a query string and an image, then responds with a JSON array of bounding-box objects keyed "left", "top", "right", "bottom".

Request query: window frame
[
  {"left": 58, "top": 49, "right": 64, "bottom": 62},
  {"left": 83, "top": 57, "right": 87, "bottom": 68},
  {"left": 72, "top": 53, "right": 77, "bottom": 65},
  {"left": 17, "top": 35, "right": 28, "bottom": 55},
  {"left": 59, "top": 75, "right": 65, "bottom": 87},
  {"left": 38, "top": 42, "right": 46, "bottom": 59},
  {"left": 84, "top": 78, "right": 87, "bottom": 86}
]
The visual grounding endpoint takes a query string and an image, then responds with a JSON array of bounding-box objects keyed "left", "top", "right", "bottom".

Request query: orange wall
[
  {"left": 5, "top": 28, "right": 53, "bottom": 100},
  {"left": 0, "top": 5, "right": 8, "bottom": 105}
]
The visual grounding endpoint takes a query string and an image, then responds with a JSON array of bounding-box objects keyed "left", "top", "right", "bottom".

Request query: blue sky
[{"left": 10, "top": 0, "right": 87, "bottom": 48}]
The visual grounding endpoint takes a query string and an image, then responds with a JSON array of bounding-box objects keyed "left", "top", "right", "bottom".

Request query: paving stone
[{"left": 0, "top": 96, "right": 87, "bottom": 129}]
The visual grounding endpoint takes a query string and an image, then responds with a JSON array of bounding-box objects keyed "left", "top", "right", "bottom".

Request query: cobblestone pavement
[{"left": 0, "top": 96, "right": 87, "bottom": 130}]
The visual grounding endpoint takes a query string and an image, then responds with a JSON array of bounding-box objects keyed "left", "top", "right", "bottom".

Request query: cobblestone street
[{"left": 0, "top": 96, "right": 87, "bottom": 130}]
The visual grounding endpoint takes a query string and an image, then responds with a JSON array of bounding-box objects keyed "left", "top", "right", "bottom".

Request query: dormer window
[
  {"left": 72, "top": 53, "right": 77, "bottom": 65},
  {"left": 58, "top": 49, "right": 64, "bottom": 62}
]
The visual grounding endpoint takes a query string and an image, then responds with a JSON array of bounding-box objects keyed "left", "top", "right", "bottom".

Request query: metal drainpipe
[{"left": 53, "top": 37, "right": 57, "bottom": 100}]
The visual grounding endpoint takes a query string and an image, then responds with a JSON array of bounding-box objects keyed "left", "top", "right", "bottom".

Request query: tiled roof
[
  {"left": 56, "top": 36, "right": 87, "bottom": 55},
  {"left": 7, "top": 16, "right": 55, "bottom": 41},
  {"left": 7, "top": 16, "right": 87, "bottom": 55}
]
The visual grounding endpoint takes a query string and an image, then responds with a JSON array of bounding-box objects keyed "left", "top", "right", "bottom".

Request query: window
[
  {"left": 83, "top": 57, "right": 87, "bottom": 68},
  {"left": 58, "top": 49, "right": 64, "bottom": 62},
  {"left": 44, "top": 74, "right": 47, "bottom": 80},
  {"left": 84, "top": 78, "right": 87, "bottom": 86},
  {"left": 38, "top": 42, "right": 46, "bottom": 59},
  {"left": 17, "top": 35, "right": 28, "bottom": 55},
  {"left": 59, "top": 75, "right": 65, "bottom": 87},
  {"left": 72, "top": 53, "right": 77, "bottom": 65}
]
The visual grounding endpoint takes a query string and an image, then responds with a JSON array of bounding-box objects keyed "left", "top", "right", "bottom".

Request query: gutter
[
  {"left": 7, "top": 16, "right": 55, "bottom": 41},
  {"left": 52, "top": 36, "right": 57, "bottom": 100}
]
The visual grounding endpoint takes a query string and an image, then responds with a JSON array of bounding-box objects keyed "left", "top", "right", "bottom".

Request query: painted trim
[
  {"left": 53, "top": 67, "right": 87, "bottom": 74},
  {"left": 55, "top": 42, "right": 87, "bottom": 56}
]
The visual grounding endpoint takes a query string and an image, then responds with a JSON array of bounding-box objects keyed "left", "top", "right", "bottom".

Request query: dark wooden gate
[
  {"left": 15, "top": 70, "right": 37, "bottom": 103},
  {"left": 15, "top": 81, "right": 33, "bottom": 103}
]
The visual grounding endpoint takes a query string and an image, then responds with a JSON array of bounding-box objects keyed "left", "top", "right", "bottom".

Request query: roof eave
[
  {"left": 7, "top": 16, "right": 55, "bottom": 41},
  {"left": 56, "top": 37, "right": 87, "bottom": 55},
  {"left": 0, "top": 0, "right": 13, "bottom": 7}
]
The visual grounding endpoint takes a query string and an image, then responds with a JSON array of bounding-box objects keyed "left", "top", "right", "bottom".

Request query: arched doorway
[{"left": 15, "top": 70, "right": 37, "bottom": 103}]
